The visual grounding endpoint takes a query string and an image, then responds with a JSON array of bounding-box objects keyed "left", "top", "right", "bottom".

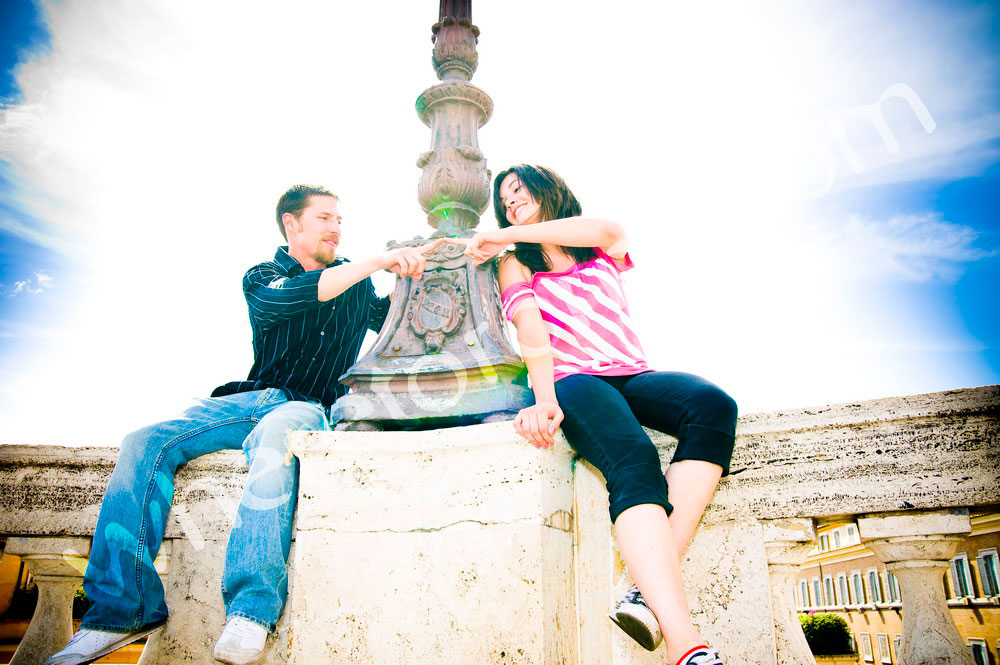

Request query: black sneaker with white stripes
[{"left": 608, "top": 585, "right": 662, "bottom": 651}]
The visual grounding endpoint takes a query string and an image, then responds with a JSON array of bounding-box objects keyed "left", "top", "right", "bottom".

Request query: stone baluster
[
  {"left": 5, "top": 536, "right": 90, "bottom": 665},
  {"left": 858, "top": 509, "right": 976, "bottom": 665},
  {"left": 761, "top": 518, "right": 817, "bottom": 665}
]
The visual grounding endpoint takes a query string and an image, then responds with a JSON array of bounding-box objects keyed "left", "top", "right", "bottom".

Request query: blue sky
[{"left": 0, "top": 0, "right": 997, "bottom": 443}]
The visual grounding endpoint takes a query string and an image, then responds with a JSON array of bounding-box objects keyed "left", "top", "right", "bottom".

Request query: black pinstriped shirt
[{"left": 212, "top": 246, "right": 390, "bottom": 407}]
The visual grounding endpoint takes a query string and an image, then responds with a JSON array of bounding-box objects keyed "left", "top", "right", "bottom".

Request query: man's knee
[
  {"left": 249, "top": 402, "right": 327, "bottom": 451},
  {"left": 274, "top": 401, "right": 328, "bottom": 431},
  {"left": 118, "top": 424, "right": 165, "bottom": 461}
]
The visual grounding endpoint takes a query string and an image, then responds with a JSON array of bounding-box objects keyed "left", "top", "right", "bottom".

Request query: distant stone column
[
  {"left": 858, "top": 509, "right": 976, "bottom": 665},
  {"left": 761, "top": 519, "right": 817, "bottom": 665},
  {"left": 6, "top": 537, "right": 89, "bottom": 665}
]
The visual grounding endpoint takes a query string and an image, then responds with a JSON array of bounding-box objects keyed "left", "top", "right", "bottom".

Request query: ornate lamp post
[{"left": 331, "top": 0, "right": 531, "bottom": 430}]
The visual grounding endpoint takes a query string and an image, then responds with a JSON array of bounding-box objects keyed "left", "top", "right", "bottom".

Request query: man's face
[{"left": 285, "top": 195, "right": 342, "bottom": 267}]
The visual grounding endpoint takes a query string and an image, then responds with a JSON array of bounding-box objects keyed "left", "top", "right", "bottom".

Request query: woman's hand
[
  {"left": 514, "top": 401, "right": 564, "bottom": 449},
  {"left": 461, "top": 229, "right": 514, "bottom": 265}
]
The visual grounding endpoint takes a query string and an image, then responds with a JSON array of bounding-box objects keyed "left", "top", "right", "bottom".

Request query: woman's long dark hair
[{"left": 492, "top": 165, "right": 597, "bottom": 274}]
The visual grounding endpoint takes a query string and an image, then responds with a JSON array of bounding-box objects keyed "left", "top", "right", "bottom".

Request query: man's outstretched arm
[
  {"left": 246, "top": 239, "right": 445, "bottom": 329},
  {"left": 316, "top": 237, "right": 443, "bottom": 302}
]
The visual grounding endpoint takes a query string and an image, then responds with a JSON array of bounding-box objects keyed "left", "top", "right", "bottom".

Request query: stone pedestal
[
  {"left": 761, "top": 519, "right": 817, "bottom": 665},
  {"left": 6, "top": 536, "right": 89, "bottom": 665},
  {"left": 859, "top": 509, "right": 975, "bottom": 665},
  {"left": 287, "top": 422, "right": 577, "bottom": 664}
]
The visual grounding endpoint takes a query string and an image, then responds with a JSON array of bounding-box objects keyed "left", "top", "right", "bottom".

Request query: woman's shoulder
[{"left": 498, "top": 252, "right": 533, "bottom": 284}]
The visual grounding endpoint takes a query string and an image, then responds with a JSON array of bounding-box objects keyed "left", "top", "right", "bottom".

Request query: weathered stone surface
[
  {"left": 139, "top": 538, "right": 291, "bottom": 665},
  {"left": 761, "top": 521, "right": 817, "bottom": 665},
  {"left": 573, "top": 459, "right": 615, "bottom": 665},
  {"left": 290, "top": 527, "right": 574, "bottom": 665},
  {"left": 673, "top": 520, "right": 777, "bottom": 665},
  {"left": 858, "top": 508, "right": 972, "bottom": 540},
  {"left": 292, "top": 423, "right": 574, "bottom": 533},
  {"left": 648, "top": 386, "right": 999, "bottom": 523},
  {"left": 0, "top": 446, "right": 252, "bottom": 542},
  {"left": 288, "top": 422, "right": 577, "bottom": 665}
]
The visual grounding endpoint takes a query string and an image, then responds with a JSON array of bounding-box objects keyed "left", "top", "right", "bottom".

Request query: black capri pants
[{"left": 554, "top": 371, "right": 738, "bottom": 523}]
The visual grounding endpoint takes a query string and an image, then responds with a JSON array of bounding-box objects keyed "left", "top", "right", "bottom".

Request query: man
[{"left": 46, "top": 185, "right": 443, "bottom": 665}]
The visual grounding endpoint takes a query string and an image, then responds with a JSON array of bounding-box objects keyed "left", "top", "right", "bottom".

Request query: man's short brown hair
[{"left": 275, "top": 185, "right": 339, "bottom": 239}]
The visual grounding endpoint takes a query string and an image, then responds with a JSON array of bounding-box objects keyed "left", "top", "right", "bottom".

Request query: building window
[
  {"left": 967, "top": 639, "right": 987, "bottom": 665},
  {"left": 834, "top": 530, "right": 842, "bottom": 549},
  {"left": 976, "top": 549, "right": 999, "bottom": 597},
  {"left": 884, "top": 571, "right": 901, "bottom": 602},
  {"left": 859, "top": 633, "right": 874, "bottom": 662},
  {"left": 813, "top": 578, "right": 822, "bottom": 607},
  {"left": 851, "top": 570, "right": 865, "bottom": 604},
  {"left": 950, "top": 553, "right": 974, "bottom": 598},
  {"left": 800, "top": 580, "right": 810, "bottom": 608},
  {"left": 876, "top": 634, "right": 891, "bottom": 664},
  {"left": 847, "top": 524, "right": 857, "bottom": 543},
  {"left": 867, "top": 568, "right": 883, "bottom": 603},
  {"left": 824, "top": 575, "right": 835, "bottom": 606},
  {"left": 820, "top": 534, "right": 830, "bottom": 551},
  {"left": 892, "top": 635, "right": 901, "bottom": 658},
  {"left": 836, "top": 573, "right": 849, "bottom": 605}
]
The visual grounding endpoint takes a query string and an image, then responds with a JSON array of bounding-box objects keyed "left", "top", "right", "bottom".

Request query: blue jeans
[{"left": 80, "top": 389, "right": 328, "bottom": 633}]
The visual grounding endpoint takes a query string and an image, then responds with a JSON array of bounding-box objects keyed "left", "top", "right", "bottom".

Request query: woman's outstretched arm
[
  {"left": 465, "top": 218, "right": 628, "bottom": 264},
  {"left": 498, "top": 255, "right": 564, "bottom": 448},
  {"left": 507, "top": 217, "right": 625, "bottom": 251}
]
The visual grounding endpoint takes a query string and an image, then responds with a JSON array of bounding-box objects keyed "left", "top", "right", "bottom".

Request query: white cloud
[
  {"left": 5, "top": 270, "right": 54, "bottom": 297},
  {"left": 814, "top": 212, "right": 993, "bottom": 283}
]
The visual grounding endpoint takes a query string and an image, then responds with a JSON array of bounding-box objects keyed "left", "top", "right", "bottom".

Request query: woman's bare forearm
[{"left": 504, "top": 217, "right": 625, "bottom": 250}]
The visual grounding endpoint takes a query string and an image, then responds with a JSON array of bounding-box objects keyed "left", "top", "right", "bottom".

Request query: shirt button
[{"left": 320, "top": 331, "right": 325, "bottom": 336}]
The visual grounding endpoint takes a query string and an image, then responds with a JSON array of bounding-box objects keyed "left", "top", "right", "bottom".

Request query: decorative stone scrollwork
[
  {"left": 405, "top": 271, "right": 468, "bottom": 354},
  {"left": 415, "top": 82, "right": 494, "bottom": 126},
  {"left": 416, "top": 150, "right": 436, "bottom": 168},
  {"left": 431, "top": 14, "right": 481, "bottom": 81}
]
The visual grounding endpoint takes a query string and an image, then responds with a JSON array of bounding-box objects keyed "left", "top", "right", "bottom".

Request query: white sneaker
[
  {"left": 213, "top": 617, "right": 269, "bottom": 665},
  {"left": 44, "top": 622, "right": 164, "bottom": 665}
]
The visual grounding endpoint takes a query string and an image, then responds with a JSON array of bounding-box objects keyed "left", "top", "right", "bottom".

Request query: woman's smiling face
[{"left": 499, "top": 173, "right": 542, "bottom": 226}]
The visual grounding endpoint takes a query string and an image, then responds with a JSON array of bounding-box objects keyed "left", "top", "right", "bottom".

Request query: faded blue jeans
[{"left": 80, "top": 389, "right": 328, "bottom": 633}]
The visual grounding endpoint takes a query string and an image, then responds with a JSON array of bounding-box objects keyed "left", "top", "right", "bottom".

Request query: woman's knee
[{"left": 688, "top": 382, "right": 738, "bottom": 431}]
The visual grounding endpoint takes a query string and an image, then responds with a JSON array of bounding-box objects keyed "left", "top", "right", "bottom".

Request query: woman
[{"left": 463, "top": 165, "right": 737, "bottom": 665}]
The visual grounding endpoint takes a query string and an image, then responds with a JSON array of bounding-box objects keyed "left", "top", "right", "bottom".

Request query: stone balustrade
[{"left": 0, "top": 385, "right": 996, "bottom": 665}]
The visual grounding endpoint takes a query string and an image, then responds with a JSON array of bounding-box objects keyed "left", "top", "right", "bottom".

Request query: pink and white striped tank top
[{"left": 500, "top": 248, "right": 650, "bottom": 382}]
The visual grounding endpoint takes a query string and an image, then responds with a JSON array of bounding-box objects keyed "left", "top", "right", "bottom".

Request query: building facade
[{"left": 796, "top": 513, "right": 1000, "bottom": 664}]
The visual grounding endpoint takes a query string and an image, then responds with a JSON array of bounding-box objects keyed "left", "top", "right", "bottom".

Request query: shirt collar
[{"left": 274, "top": 246, "right": 345, "bottom": 275}]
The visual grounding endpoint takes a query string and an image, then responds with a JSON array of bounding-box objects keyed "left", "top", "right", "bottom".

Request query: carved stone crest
[{"left": 405, "top": 271, "right": 467, "bottom": 353}]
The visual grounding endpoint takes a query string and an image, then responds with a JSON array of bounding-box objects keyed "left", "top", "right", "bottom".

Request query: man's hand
[
  {"left": 460, "top": 229, "right": 514, "bottom": 265},
  {"left": 379, "top": 238, "right": 446, "bottom": 280},
  {"left": 513, "top": 401, "right": 564, "bottom": 449}
]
